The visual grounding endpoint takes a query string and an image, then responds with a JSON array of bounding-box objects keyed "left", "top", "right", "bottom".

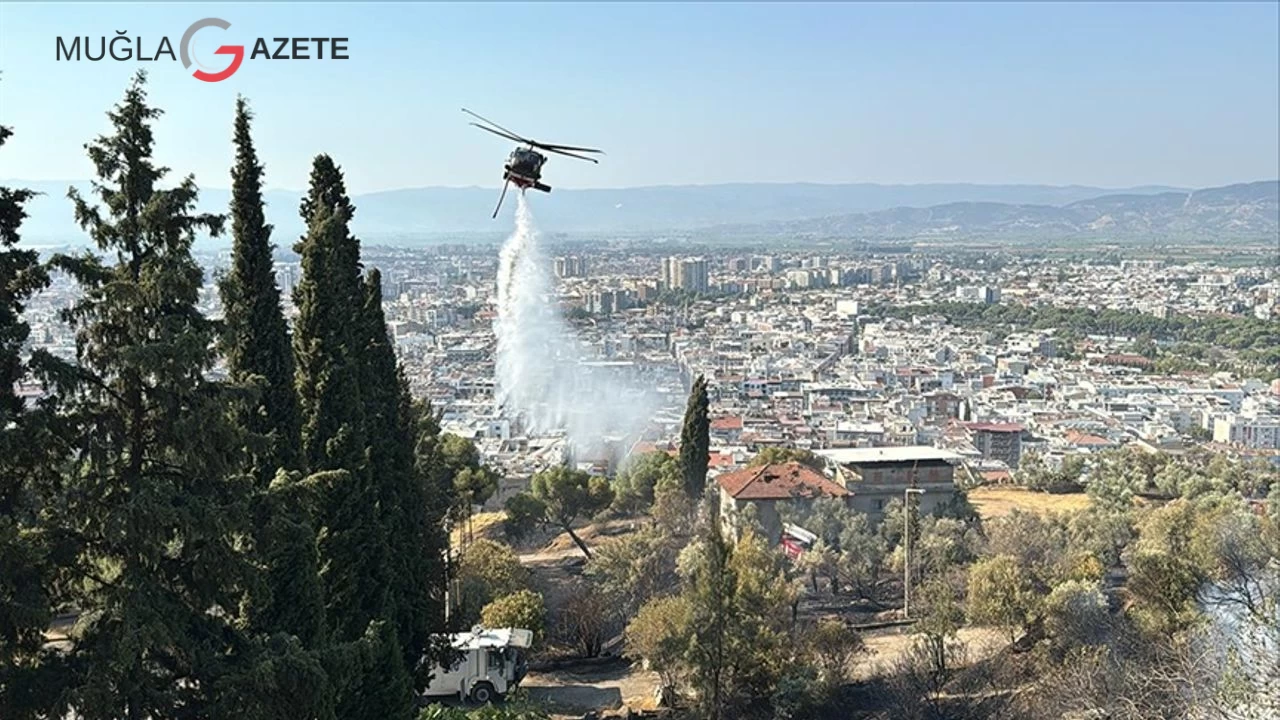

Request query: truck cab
[{"left": 419, "top": 627, "right": 533, "bottom": 705}]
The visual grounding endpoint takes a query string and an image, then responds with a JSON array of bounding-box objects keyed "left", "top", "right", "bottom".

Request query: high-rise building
[
  {"left": 275, "top": 264, "right": 296, "bottom": 297},
  {"left": 755, "top": 255, "right": 781, "bottom": 273},
  {"left": 555, "top": 256, "right": 587, "bottom": 278},
  {"left": 660, "top": 257, "right": 676, "bottom": 290},
  {"left": 588, "top": 290, "right": 616, "bottom": 315},
  {"left": 787, "top": 269, "right": 812, "bottom": 289},
  {"left": 679, "top": 257, "right": 709, "bottom": 294},
  {"left": 660, "top": 256, "right": 709, "bottom": 294}
]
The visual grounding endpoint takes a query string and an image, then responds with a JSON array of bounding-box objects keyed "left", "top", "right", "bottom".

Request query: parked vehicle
[
  {"left": 420, "top": 626, "right": 533, "bottom": 705},
  {"left": 780, "top": 522, "right": 818, "bottom": 560}
]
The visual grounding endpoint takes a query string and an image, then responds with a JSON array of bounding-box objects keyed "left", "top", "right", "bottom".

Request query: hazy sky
[{"left": 1, "top": 2, "right": 1277, "bottom": 193}]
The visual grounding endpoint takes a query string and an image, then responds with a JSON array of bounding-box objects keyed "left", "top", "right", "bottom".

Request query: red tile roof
[
  {"left": 716, "top": 462, "right": 849, "bottom": 501},
  {"left": 711, "top": 416, "right": 744, "bottom": 431},
  {"left": 708, "top": 451, "right": 737, "bottom": 468},
  {"left": 965, "top": 422, "right": 1025, "bottom": 433},
  {"left": 1065, "top": 430, "right": 1114, "bottom": 446}
]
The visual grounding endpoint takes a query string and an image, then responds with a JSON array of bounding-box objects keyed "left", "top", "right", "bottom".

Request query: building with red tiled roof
[
  {"left": 716, "top": 462, "right": 849, "bottom": 541},
  {"left": 1064, "top": 430, "right": 1117, "bottom": 449},
  {"left": 709, "top": 416, "right": 744, "bottom": 442}
]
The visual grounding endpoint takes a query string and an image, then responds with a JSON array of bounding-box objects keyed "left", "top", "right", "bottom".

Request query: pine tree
[
  {"left": 679, "top": 374, "right": 711, "bottom": 497},
  {"left": 219, "top": 96, "right": 300, "bottom": 484},
  {"left": 44, "top": 70, "right": 257, "bottom": 719},
  {"left": 0, "top": 122, "right": 44, "bottom": 420},
  {"left": 0, "top": 101, "right": 58, "bottom": 714}
]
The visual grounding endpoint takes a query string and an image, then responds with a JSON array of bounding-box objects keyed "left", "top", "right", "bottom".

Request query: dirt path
[
  {"left": 522, "top": 658, "right": 660, "bottom": 716},
  {"left": 520, "top": 626, "right": 1009, "bottom": 715}
]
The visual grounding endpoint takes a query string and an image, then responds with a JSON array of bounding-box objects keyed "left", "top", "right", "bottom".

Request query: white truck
[{"left": 420, "top": 627, "right": 533, "bottom": 705}]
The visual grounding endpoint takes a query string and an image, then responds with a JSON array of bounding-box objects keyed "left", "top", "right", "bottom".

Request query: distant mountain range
[
  {"left": 710, "top": 181, "right": 1279, "bottom": 240},
  {"left": 8, "top": 179, "right": 1276, "bottom": 245}
]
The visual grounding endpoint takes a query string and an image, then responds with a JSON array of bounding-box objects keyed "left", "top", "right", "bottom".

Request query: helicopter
[{"left": 463, "top": 108, "right": 604, "bottom": 218}]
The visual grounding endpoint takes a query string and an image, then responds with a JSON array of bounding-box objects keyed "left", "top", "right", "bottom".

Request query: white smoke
[{"left": 494, "top": 194, "right": 659, "bottom": 459}]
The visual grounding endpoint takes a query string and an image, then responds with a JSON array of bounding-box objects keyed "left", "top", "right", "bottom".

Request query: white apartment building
[{"left": 1213, "top": 413, "right": 1280, "bottom": 450}]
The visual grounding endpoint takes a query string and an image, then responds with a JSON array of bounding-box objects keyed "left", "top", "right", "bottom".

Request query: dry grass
[
  {"left": 968, "top": 487, "right": 1091, "bottom": 519},
  {"left": 450, "top": 510, "right": 507, "bottom": 547},
  {"left": 854, "top": 626, "right": 1007, "bottom": 681}
]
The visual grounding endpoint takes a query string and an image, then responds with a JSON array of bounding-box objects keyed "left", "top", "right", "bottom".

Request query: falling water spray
[{"left": 494, "top": 194, "right": 658, "bottom": 457}]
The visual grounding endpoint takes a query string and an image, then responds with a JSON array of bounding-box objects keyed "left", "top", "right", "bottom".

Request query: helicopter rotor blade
[
  {"left": 462, "top": 108, "right": 532, "bottom": 143},
  {"left": 469, "top": 123, "right": 526, "bottom": 144},
  {"left": 542, "top": 147, "right": 600, "bottom": 164},
  {"left": 530, "top": 141, "right": 604, "bottom": 154}
]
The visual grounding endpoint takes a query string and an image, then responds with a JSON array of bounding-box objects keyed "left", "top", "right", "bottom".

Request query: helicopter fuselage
[{"left": 504, "top": 147, "right": 550, "bottom": 192}]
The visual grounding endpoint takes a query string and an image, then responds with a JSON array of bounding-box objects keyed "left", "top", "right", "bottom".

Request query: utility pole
[{"left": 903, "top": 487, "right": 925, "bottom": 619}]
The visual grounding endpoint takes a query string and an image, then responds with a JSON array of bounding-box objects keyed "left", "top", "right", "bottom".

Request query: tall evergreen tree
[
  {"left": 250, "top": 470, "right": 330, "bottom": 648},
  {"left": 219, "top": 96, "right": 300, "bottom": 484},
  {"left": 0, "top": 101, "right": 59, "bottom": 716},
  {"left": 219, "top": 97, "right": 330, "bottom": 680},
  {"left": 293, "top": 156, "right": 367, "bottom": 477},
  {"left": 291, "top": 156, "right": 388, "bottom": 642},
  {"left": 44, "top": 70, "right": 257, "bottom": 719},
  {"left": 411, "top": 395, "right": 456, "bottom": 648},
  {"left": 679, "top": 374, "right": 711, "bottom": 497},
  {"left": 334, "top": 620, "right": 415, "bottom": 720},
  {"left": 356, "top": 269, "right": 442, "bottom": 663},
  {"left": 292, "top": 158, "right": 421, "bottom": 718},
  {"left": 687, "top": 501, "right": 735, "bottom": 720}
]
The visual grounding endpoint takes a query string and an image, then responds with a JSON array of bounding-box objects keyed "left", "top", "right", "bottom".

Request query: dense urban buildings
[{"left": 25, "top": 243, "right": 1278, "bottom": 505}]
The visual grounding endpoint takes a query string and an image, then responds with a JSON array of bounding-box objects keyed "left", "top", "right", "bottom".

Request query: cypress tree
[
  {"left": 687, "top": 500, "right": 735, "bottom": 720},
  {"left": 412, "top": 395, "right": 456, "bottom": 650},
  {"left": 679, "top": 374, "right": 711, "bottom": 497},
  {"left": 332, "top": 621, "right": 415, "bottom": 720},
  {"left": 219, "top": 96, "right": 300, "bottom": 484},
  {"left": 292, "top": 157, "right": 389, "bottom": 642},
  {"left": 292, "top": 159, "right": 421, "bottom": 718},
  {"left": 218, "top": 98, "right": 331, "bottom": 689},
  {"left": 293, "top": 156, "right": 367, "bottom": 477},
  {"left": 250, "top": 470, "right": 330, "bottom": 648},
  {"left": 357, "top": 269, "right": 442, "bottom": 663},
  {"left": 45, "top": 70, "right": 256, "bottom": 718}
]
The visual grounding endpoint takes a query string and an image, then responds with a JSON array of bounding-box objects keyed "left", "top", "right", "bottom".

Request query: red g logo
[{"left": 179, "top": 18, "right": 243, "bottom": 82}]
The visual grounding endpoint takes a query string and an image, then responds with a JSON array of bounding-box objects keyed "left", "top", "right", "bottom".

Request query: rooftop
[
  {"left": 965, "top": 422, "right": 1025, "bottom": 433},
  {"left": 815, "top": 446, "right": 963, "bottom": 465},
  {"left": 717, "top": 461, "right": 849, "bottom": 501},
  {"left": 445, "top": 627, "right": 533, "bottom": 650}
]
